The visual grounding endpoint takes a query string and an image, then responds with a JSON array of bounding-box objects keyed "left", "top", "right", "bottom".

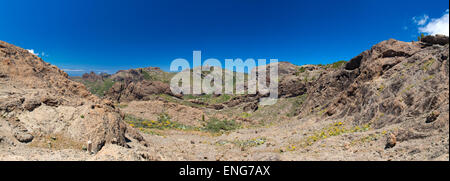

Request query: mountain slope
[
  {"left": 0, "top": 40, "right": 147, "bottom": 158},
  {"left": 105, "top": 35, "right": 449, "bottom": 160},
  {"left": 1, "top": 35, "right": 447, "bottom": 160}
]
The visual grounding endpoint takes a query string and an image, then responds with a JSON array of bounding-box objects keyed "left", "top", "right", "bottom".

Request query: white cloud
[
  {"left": 26, "top": 49, "right": 39, "bottom": 56},
  {"left": 62, "top": 69, "right": 85, "bottom": 72},
  {"left": 413, "top": 14, "right": 429, "bottom": 25},
  {"left": 418, "top": 9, "right": 449, "bottom": 36}
]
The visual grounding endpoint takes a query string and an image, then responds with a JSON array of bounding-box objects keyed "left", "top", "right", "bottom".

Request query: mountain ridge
[{"left": 1, "top": 35, "right": 448, "bottom": 160}]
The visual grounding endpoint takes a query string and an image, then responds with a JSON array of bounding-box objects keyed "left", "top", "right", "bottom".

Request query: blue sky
[{"left": 0, "top": 0, "right": 448, "bottom": 75}]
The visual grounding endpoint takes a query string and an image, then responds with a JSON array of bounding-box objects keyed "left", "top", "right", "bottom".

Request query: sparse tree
[{"left": 418, "top": 33, "right": 425, "bottom": 41}]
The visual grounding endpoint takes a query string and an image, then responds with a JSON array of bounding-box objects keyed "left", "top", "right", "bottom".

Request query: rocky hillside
[
  {"left": 72, "top": 67, "right": 175, "bottom": 102},
  {"left": 296, "top": 36, "right": 449, "bottom": 131},
  {"left": 0, "top": 40, "right": 147, "bottom": 159},
  {"left": 1, "top": 35, "right": 448, "bottom": 160},
  {"left": 232, "top": 35, "right": 449, "bottom": 121},
  {"left": 228, "top": 36, "right": 449, "bottom": 153},
  {"left": 98, "top": 35, "right": 448, "bottom": 160}
]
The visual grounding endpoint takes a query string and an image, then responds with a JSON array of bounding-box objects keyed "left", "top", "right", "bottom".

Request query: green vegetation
[
  {"left": 284, "top": 121, "right": 372, "bottom": 150},
  {"left": 303, "top": 75, "right": 309, "bottom": 82},
  {"left": 215, "top": 137, "right": 267, "bottom": 148},
  {"left": 287, "top": 94, "right": 307, "bottom": 117},
  {"left": 317, "top": 60, "right": 348, "bottom": 69},
  {"left": 423, "top": 75, "right": 434, "bottom": 81},
  {"left": 203, "top": 117, "right": 240, "bottom": 133},
  {"left": 124, "top": 113, "right": 197, "bottom": 131},
  {"left": 328, "top": 60, "right": 347, "bottom": 69},
  {"left": 80, "top": 115, "right": 84, "bottom": 119},
  {"left": 303, "top": 71, "right": 310, "bottom": 82},
  {"left": 184, "top": 94, "right": 233, "bottom": 105},
  {"left": 149, "top": 94, "right": 205, "bottom": 108},
  {"left": 243, "top": 97, "right": 295, "bottom": 125},
  {"left": 116, "top": 104, "right": 128, "bottom": 109},
  {"left": 377, "top": 84, "right": 385, "bottom": 92},
  {"left": 298, "top": 67, "right": 306, "bottom": 73},
  {"left": 124, "top": 113, "right": 241, "bottom": 133},
  {"left": 304, "top": 122, "right": 371, "bottom": 146},
  {"left": 204, "top": 94, "right": 232, "bottom": 104},
  {"left": 81, "top": 78, "right": 115, "bottom": 97},
  {"left": 403, "top": 62, "right": 416, "bottom": 68},
  {"left": 136, "top": 68, "right": 175, "bottom": 83},
  {"left": 418, "top": 33, "right": 425, "bottom": 41},
  {"left": 347, "top": 130, "right": 390, "bottom": 146},
  {"left": 401, "top": 84, "right": 415, "bottom": 94},
  {"left": 142, "top": 70, "right": 152, "bottom": 80},
  {"left": 421, "top": 58, "right": 435, "bottom": 71},
  {"left": 201, "top": 114, "right": 206, "bottom": 122},
  {"left": 354, "top": 133, "right": 381, "bottom": 144},
  {"left": 241, "top": 112, "right": 251, "bottom": 119},
  {"left": 317, "top": 108, "right": 328, "bottom": 116},
  {"left": 183, "top": 94, "right": 197, "bottom": 100},
  {"left": 406, "top": 84, "right": 415, "bottom": 91}
]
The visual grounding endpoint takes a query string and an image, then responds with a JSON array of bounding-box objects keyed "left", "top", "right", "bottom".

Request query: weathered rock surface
[
  {"left": 1, "top": 35, "right": 448, "bottom": 161},
  {"left": 0, "top": 40, "right": 145, "bottom": 154},
  {"left": 106, "top": 80, "right": 173, "bottom": 102},
  {"left": 77, "top": 67, "right": 177, "bottom": 102},
  {"left": 298, "top": 36, "right": 449, "bottom": 129},
  {"left": 81, "top": 71, "right": 107, "bottom": 82}
]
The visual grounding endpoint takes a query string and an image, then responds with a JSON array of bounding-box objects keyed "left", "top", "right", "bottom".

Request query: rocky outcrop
[
  {"left": 0, "top": 40, "right": 145, "bottom": 153},
  {"left": 420, "top": 34, "right": 449, "bottom": 46},
  {"left": 76, "top": 66, "right": 177, "bottom": 102},
  {"left": 81, "top": 71, "right": 108, "bottom": 82},
  {"left": 109, "top": 67, "right": 170, "bottom": 82},
  {"left": 291, "top": 35, "right": 448, "bottom": 141},
  {"left": 214, "top": 36, "right": 448, "bottom": 155},
  {"left": 106, "top": 80, "right": 173, "bottom": 102}
]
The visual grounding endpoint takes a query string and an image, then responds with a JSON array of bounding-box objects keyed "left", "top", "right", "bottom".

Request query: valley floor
[{"left": 2, "top": 106, "right": 448, "bottom": 161}]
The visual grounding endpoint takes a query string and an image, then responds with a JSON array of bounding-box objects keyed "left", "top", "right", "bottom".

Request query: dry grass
[
  {"left": 28, "top": 133, "right": 84, "bottom": 151},
  {"left": 285, "top": 121, "right": 372, "bottom": 151}
]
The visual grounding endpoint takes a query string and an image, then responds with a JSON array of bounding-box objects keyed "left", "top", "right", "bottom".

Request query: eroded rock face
[
  {"left": 220, "top": 36, "right": 448, "bottom": 154},
  {"left": 295, "top": 35, "right": 449, "bottom": 135},
  {"left": 106, "top": 80, "right": 173, "bottom": 102},
  {"left": 0, "top": 40, "right": 144, "bottom": 152},
  {"left": 77, "top": 66, "right": 177, "bottom": 102},
  {"left": 82, "top": 72, "right": 106, "bottom": 82}
]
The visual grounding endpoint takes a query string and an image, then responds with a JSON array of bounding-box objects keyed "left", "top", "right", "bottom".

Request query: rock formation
[
  {"left": 0, "top": 40, "right": 145, "bottom": 153},
  {"left": 2, "top": 35, "right": 447, "bottom": 161}
]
